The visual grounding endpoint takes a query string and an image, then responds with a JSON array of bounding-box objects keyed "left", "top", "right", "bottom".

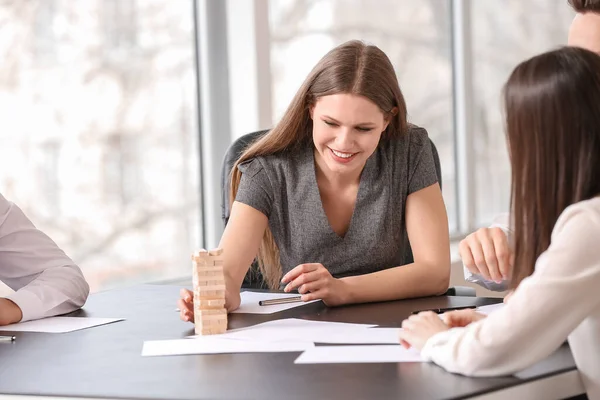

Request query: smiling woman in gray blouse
[{"left": 178, "top": 40, "right": 451, "bottom": 315}]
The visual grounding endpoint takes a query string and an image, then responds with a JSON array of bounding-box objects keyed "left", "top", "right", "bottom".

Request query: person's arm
[
  {"left": 340, "top": 183, "right": 451, "bottom": 303},
  {"left": 0, "top": 194, "right": 90, "bottom": 324},
  {"left": 178, "top": 201, "right": 268, "bottom": 318},
  {"left": 420, "top": 204, "right": 600, "bottom": 376},
  {"left": 178, "top": 158, "right": 271, "bottom": 319},
  {"left": 461, "top": 213, "right": 512, "bottom": 291},
  {"left": 219, "top": 202, "right": 269, "bottom": 305}
]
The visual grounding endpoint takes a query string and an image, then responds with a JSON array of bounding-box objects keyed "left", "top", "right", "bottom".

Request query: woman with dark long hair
[{"left": 400, "top": 46, "right": 600, "bottom": 399}]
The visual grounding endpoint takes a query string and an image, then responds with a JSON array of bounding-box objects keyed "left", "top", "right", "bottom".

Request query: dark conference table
[{"left": 0, "top": 284, "right": 585, "bottom": 400}]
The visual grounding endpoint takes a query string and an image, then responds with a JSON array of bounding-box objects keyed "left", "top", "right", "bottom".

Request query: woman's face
[{"left": 310, "top": 93, "right": 389, "bottom": 178}]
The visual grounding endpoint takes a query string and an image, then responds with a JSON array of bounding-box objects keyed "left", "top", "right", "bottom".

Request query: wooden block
[
  {"left": 196, "top": 281, "right": 224, "bottom": 288},
  {"left": 194, "top": 315, "right": 227, "bottom": 325},
  {"left": 194, "top": 297, "right": 226, "bottom": 308},
  {"left": 193, "top": 248, "right": 223, "bottom": 259},
  {"left": 197, "top": 289, "right": 226, "bottom": 298},
  {"left": 199, "top": 318, "right": 227, "bottom": 327},
  {"left": 194, "top": 310, "right": 227, "bottom": 335},
  {"left": 195, "top": 326, "right": 227, "bottom": 335},
  {"left": 193, "top": 269, "right": 224, "bottom": 277},
  {"left": 195, "top": 284, "right": 226, "bottom": 292},
  {"left": 197, "top": 318, "right": 227, "bottom": 328},
  {"left": 193, "top": 275, "right": 224, "bottom": 285},
  {"left": 194, "top": 308, "right": 226, "bottom": 316}
]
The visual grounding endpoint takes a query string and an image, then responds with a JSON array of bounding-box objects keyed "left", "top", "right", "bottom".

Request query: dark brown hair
[
  {"left": 230, "top": 40, "right": 408, "bottom": 288},
  {"left": 569, "top": 0, "right": 600, "bottom": 12},
  {"left": 504, "top": 46, "right": 600, "bottom": 289}
]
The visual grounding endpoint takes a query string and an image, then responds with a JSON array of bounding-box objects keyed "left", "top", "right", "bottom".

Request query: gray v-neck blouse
[{"left": 235, "top": 125, "right": 438, "bottom": 278}]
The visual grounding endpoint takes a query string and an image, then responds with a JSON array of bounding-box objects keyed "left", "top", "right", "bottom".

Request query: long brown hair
[
  {"left": 569, "top": 0, "right": 600, "bottom": 12},
  {"left": 504, "top": 46, "right": 600, "bottom": 289},
  {"left": 230, "top": 40, "right": 408, "bottom": 289}
]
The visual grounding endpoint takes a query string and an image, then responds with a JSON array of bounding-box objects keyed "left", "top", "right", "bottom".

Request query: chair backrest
[
  {"left": 221, "top": 130, "right": 269, "bottom": 228},
  {"left": 220, "top": 129, "right": 443, "bottom": 287}
]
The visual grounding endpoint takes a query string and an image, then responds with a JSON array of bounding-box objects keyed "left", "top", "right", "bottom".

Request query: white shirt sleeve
[
  {"left": 463, "top": 212, "right": 511, "bottom": 292},
  {"left": 423, "top": 202, "right": 600, "bottom": 377},
  {"left": 0, "top": 193, "right": 90, "bottom": 322}
]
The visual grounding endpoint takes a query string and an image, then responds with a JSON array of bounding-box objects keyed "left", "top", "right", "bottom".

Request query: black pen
[
  {"left": 412, "top": 305, "right": 476, "bottom": 315},
  {"left": 259, "top": 296, "right": 303, "bottom": 306},
  {"left": 0, "top": 335, "right": 16, "bottom": 342}
]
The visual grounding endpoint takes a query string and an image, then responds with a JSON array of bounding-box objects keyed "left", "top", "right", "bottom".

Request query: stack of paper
[
  {"left": 215, "top": 318, "right": 399, "bottom": 345},
  {"left": 142, "top": 337, "right": 314, "bottom": 357},
  {"left": 142, "top": 317, "right": 422, "bottom": 363}
]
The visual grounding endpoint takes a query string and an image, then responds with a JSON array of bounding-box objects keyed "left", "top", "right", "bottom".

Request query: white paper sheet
[
  {"left": 230, "top": 292, "right": 320, "bottom": 314},
  {"left": 229, "top": 318, "right": 377, "bottom": 330},
  {"left": 210, "top": 319, "right": 397, "bottom": 344},
  {"left": 313, "top": 328, "right": 401, "bottom": 344},
  {"left": 0, "top": 317, "right": 124, "bottom": 333},
  {"left": 142, "top": 337, "right": 314, "bottom": 357},
  {"left": 476, "top": 303, "right": 505, "bottom": 315},
  {"left": 294, "top": 345, "right": 424, "bottom": 364}
]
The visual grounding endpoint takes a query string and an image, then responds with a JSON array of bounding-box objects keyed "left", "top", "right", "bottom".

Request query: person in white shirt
[
  {"left": 399, "top": 46, "right": 600, "bottom": 400},
  {"left": 0, "top": 193, "right": 89, "bottom": 325},
  {"left": 461, "top": 0, "right": 600, "bottom": 291}
]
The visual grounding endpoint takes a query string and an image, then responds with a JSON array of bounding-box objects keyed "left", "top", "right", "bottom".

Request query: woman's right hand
[
  {"left": 459, "top": 227, "right": 513, "bottom": 282},
  {"left": 178, "top": 288, "right": 242, "bottom": 323}
]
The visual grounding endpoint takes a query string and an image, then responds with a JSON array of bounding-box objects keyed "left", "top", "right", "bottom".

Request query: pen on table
[
  {"left": 0, "top": 335, "right": 16, "bottom": 342},
  {"left": 259, "top": 296, "right": 303, "bottom": 306},
  {"left": 411, "top": 305, "right": 477, "bottom": 315}
]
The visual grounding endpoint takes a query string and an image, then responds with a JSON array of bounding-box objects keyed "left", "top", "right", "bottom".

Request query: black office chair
[{"left": 221, "top": 129, "right": 475, "bottom": 296}]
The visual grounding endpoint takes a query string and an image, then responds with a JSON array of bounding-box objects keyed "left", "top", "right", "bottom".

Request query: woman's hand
[
  {"left": 281, "top": 263, "right": 349, "bottom": 306},
  {"left": 459, "top": 227, "right": 513, "bottom": 282},
  {"left": 399, "top": 311, "right": 450, "bottom": 350},
  {"left": 0, "top": 298, "right": 22, "bottom": 326},
  {"left": 442, "top": 309, "right": 487, "bottom": 328},
  {"left": 177, "top": 288, "right": 241, "bottom": 323}
]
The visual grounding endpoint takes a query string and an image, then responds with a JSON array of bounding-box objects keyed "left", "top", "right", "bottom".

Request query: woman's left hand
[
  {"left": 399, "top": 311, "right": 450, "bottom": 350},
  {"left": 281, "top": 263, "right": 348, "bottom": 306}
]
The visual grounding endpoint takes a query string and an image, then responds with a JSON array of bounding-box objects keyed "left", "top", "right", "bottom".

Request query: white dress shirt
[
  {"left": 463, "top": 213, "right": 511, "bottom": 292},
  {"left": 423, "top": 197, "right": 600, "bottom": 400},
  {"left": 0, "top": 193, "right": 89, "bottom": 322}
]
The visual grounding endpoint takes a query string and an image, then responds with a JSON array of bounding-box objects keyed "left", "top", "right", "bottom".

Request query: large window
[
  {"left": 0, "top": 0, "right": 201, "bottom": 291},
  {"left": 471, "top": 0, "right": 575, "bottom": 225}
]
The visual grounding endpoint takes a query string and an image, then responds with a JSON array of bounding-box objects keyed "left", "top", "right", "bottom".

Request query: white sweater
[
  {"left": 422, "top": 197, "right": 600, "bottom": 400},
  {"left": 0, "top": 193, "right": 89, "bottom": 321}
]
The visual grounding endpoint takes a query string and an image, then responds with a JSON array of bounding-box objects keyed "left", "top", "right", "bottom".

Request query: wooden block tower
[{"left": 192, "top": 248, "right": 227, "bottom": 335}]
